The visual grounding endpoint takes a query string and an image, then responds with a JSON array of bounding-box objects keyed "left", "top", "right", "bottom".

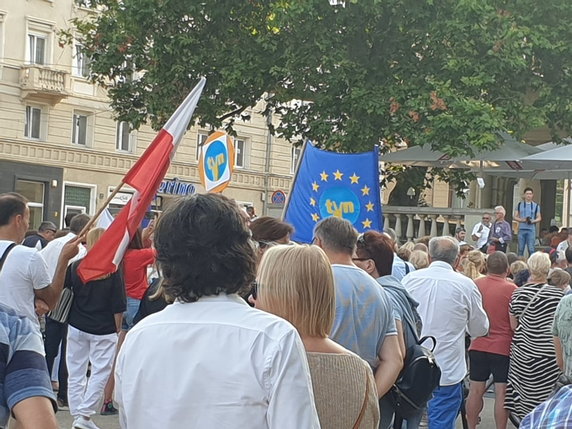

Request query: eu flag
[{"left": 283, "top": 143, "right": 383, "bottom": 243}]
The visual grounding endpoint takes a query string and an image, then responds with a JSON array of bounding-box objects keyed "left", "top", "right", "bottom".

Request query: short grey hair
[
  {"left": 314, "top": 217, "right": 358, "bottom": 255},
  {"left": 494, "top": 205, "right": 506, "bottom": 216},
  {"left": 428, "top": 236, "right": 459, "bottom": 265}
]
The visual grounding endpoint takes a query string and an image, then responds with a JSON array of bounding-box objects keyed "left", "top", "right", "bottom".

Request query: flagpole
[
  {"left": 281, "top": 140, "right": 309, "bottom": 221},
  {"left": 78, "top": 182, "right": 126, "bottom": 237}
]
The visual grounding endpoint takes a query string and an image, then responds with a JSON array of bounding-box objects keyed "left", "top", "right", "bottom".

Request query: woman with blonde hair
[
  {"left": 65, "top": 228, "right": 127, "bottom": 429},
  {"left": 505, "top": 252, "right": 565, "bottom": 421},
  {"left": 409, "top": 250, "right": 429, "bottom": 270},
  {"left": 462, "top": 250, "right": 486, "bottom": 280},
  {"left": 255, "top": 244, "right": 379, "bottom": 428}
]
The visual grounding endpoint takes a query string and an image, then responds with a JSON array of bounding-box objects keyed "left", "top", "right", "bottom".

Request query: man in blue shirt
[
  {"left": 0, "top": 304, "right": 57, "bottom": 429},
  {"left": 514, "top": 187, "right": 541, "bottom": 257},
  {"left": 313, "top": 217, "right": 403, "bottom": 399}
]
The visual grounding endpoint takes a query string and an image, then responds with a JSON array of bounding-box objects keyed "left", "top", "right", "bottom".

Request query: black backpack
[{"left": 388, "top": 319, "right": 441, "bottom": 419}]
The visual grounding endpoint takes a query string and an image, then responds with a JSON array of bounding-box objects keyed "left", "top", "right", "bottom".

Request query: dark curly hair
[{"left": 154, "top": 193, "right": 257, "bottom": 303}]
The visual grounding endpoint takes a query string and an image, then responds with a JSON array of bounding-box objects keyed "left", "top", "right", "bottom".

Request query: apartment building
[{"left": 0, "top": 0, "right": 301, "bottom": 229}]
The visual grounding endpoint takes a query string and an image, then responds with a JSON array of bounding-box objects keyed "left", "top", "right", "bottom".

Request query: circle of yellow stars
[{"left": 310, "top": 169, "right": 375, "bottom": 229}]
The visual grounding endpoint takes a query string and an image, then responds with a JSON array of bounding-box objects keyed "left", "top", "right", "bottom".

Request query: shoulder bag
[
  {"left": 47, "top": 261, "right": 78, "bottom": 324},
  {"left": 0, "top": 243, "right": 17, "bottom": 273}
]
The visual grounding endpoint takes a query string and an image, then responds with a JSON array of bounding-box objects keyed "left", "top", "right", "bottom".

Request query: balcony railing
[
  {"left": 383, "top": 206, "right": 488, "bottom": 243},
  {"left": 20, "top": 66, "right": 70, "bottom": 103}
]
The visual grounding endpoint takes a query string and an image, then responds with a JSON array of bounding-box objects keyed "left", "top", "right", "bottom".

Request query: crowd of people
[{"left": 1, "top": 188, "right": 572, "bottom": 429}]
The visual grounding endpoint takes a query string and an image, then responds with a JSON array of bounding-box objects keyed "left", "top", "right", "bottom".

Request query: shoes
[
  {"left": 57, "top": 397, "right": 69, "bottom": 410},
  {"left": 100, "top": 400, "right": 119, "bottom": 415},
  {"left": 72, "top": 416, "right": 101, "bottom": 429}
]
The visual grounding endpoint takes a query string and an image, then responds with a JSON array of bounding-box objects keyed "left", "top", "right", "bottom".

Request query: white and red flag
[{"left": 77, "top": 78, "right": 206, "bottom": 283}]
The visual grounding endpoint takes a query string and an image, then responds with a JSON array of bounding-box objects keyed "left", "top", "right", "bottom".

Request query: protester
[
  {"left": 22, "top": 221, "right": 57, "bottom": 250},
  {"left": 66, "top": 227, "right": 126, "bottom": 429},
  {"left": 513, "top": 268, "right": 531, "bottom": 287},
  {"left": 249, "top": 216, "right": 294, "bottom": 246},
  {"left": 409, "top": 249, "right": 429, "bottom": 270},
  {"left": 402, "top": 236, "right": 489, "bottom": 429},
  {"left": 354, "top": 231, "right": 424, "bottom": 429},
  {"left": 550, "top": 249, "right": 567, "bottom": 270},
  {"left": 556, "top": 228, "right": 572, "bottom": 253},
  {"left": 506, "top": 252, "right": 519, "bottom": 266},
  {"left": 313, "top": 218, "right": 403, "bottom": 402},
  {"left": 552, "top": 270, "right": 572, "bottom": 378},
  {"left": 0, "top": 304, "right": 58, "bottom": 429},
  {"left": 115, "top": 194, "right": 320, "bottom": 428},
  {"left": 40, "top": 213, "right": 90, "bottom": 410},
  {"left": 256, "top": 244, "right": 380, "bottom": 428},
  {"left": 462, "top": 250, "right": 486, "bottom": 280},
  {"left": 514, "top": 187, "right": 541, "bottom": 257},
  {"left": 505, "top": 252, "right": 565, "bottom": 421},
  {"left": 396, "top": 241, "right": 414, "bottom": 262},
  {"left": 488, "top": 206, "right": 512, "bottom": 253},
  {"left": 413, "top": 242, "right": 428, "bottom": 253},
  {"left": 245, "top": 205, "right": 258, "bottom": 221},
  {"left": 466, "top": 252, "right": 516, "bottom": 429},
  {"left": 384, "top": 228, "right": 415, "bottom": 280},
  {"left": 454, "top": 227, "right": 467, "bottom": 245},
  {"left": 0, "top": 193, "right": 81, "bottom": 329},
  {"left": 519, "top": 385, "right": 572, "bottom": 428},
  {"left": 565, "top": 248, "right": 572, "bottom": 283},
  {"left": 509, "top": 260, "right": 528, "bottom": 280},
  {"left": 472, "top": 213, "right": 492, "bottom": 252},
  {"left": 551, "top": 228, "right": 568, "bottom": 249}
]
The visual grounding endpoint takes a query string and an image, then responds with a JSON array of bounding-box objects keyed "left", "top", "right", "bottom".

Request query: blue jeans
[
  {"left": 518, "top": 229, "right": 535, "bottom": 256},
  {"left": 427, "top": 383, "right": 463, "bottom": 429},
  {"left": 122, "top": 297, "right": 141, "bottom": 331}
]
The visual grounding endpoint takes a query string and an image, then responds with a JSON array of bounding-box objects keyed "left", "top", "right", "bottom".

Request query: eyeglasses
[{"left": 352, "top": 257, "right": 372, "bottom": 262}]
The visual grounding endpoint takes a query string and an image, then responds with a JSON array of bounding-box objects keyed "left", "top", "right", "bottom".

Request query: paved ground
[{"left": 54, "top": 397, "right": 507, "bottom": 429}]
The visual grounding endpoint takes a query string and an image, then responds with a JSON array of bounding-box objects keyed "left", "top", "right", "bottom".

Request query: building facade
[{"left": 0, "top": 0, "right": 300, "bottom": 229}]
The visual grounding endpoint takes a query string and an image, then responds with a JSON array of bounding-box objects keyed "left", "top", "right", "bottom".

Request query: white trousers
[{"left": 66, "top": 325, "right": 118, "bottom": 418}]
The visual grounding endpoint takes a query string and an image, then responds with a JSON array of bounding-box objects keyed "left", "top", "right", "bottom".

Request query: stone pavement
[{"left": 54, "top": 396, "right": 505, "bottom": 429}]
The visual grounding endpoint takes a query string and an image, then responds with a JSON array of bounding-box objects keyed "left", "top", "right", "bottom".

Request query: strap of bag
[
  {"left": 519, "top": 284, "right": 547, "bottom": 324},
  {"left": 352, "top": 366, "right": 371, "bottom": 429},
  {"left": 0, "top": 243, "right": 17, "bottom": 274},
  {"left": 404, "top": 262, "right": 410, "bottom": 275}
]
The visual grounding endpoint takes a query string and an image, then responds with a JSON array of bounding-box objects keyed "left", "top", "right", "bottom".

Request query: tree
[{"left": 70, "top": 0, "right": 572, "bottom": 196}]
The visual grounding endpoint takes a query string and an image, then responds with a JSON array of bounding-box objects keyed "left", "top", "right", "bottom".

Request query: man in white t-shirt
[
  {"left": 0, "top": 193, "right": 81, "bottom": 331},
  {"left": 472, "top": 212, "right": 492, "bottom": 252}
]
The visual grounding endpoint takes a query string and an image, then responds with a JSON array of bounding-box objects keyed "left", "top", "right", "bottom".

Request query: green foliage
[{"left": 69, "top": 0, "right": 572, "bottom": 193}]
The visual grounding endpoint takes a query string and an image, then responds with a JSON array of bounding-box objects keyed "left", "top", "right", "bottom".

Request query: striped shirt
[
  {"left": 0, "top": 304, "right": 56, "bottom": 427},
  {"left": 520, "top": 385, "right": 572, "bottom": 428}
]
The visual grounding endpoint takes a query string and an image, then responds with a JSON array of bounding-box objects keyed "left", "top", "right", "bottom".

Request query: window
[
  {"left": 291, "top": 146, "right": 302, "bottom": 173},
  {"left": 116, "top": 121, "right": 131, "bottom": 152},
  {"left": 28, "top": 34, "right": 46, "bottom": 65},
  {"left": 196, "top": 132, "right": 208, "bottom": 161},
  {"left": 234, "top": 138, "right": 246, "bottom": 168},
  {"left": 72, "top": 112, "right": 88, "bottom": 145},
  {"left": 24, "top": 106, "right": 42, "bottom": 139},
  {"left": 73, "top": 44, "right": 90, "bottom": 78},
  {"left": 15, "top": 180, "right": 45, "bottom": 229}
]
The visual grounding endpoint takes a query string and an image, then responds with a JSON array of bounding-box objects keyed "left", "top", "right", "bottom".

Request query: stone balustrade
[
  {"left": 382, "top": 206, "right": 486, "bottom": 243},
  {"left": 20, "top": 65, "right": 70, "bottom": 103}
]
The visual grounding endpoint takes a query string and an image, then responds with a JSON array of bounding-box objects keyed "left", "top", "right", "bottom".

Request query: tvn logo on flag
[
  {"left": 284, "top": 143, "right": 383, "bottom": 243},
  {"left": 198, "top": 131, "right": 235, "bottom": 193}
]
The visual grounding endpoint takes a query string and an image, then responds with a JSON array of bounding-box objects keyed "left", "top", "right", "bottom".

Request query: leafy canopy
[{"left": 69, "top": 0, "right": 572, "bottom": 193}]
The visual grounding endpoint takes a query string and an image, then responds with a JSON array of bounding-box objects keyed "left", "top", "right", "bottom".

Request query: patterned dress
[{"left": 505, "top": 282, "right": 564, "bottom": 420}]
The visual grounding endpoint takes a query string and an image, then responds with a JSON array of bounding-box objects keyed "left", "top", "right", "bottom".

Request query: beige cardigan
[{"left": 307, "top": 352, "right": 380, "bottom": 428}]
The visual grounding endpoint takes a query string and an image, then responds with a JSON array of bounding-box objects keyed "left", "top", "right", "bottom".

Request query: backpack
[{"left": 388, "top": 315, "right": 441, "bottom": 419}]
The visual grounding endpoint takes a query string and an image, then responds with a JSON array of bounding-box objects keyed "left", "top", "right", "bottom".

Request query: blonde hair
[
  {"left": 527, "top": 251, "right": 551, "bottom": 279},
  {"left": 510, "top": 260, "right": 528, "bottom": 277},
  {"left": 463, "top": 250, "right": 486, "bottom": 280},
  {"left": 397, "top": 241, "right": 415, "bottom": 261},
  {"left": 86, "top": 227, "right": 105, "bottom": 250},
  {"left": 409, "top": 250, "right": 429, "bottom": 269},
  {"left": 257, "top": 244, "right": 335, "bottom": 337}
]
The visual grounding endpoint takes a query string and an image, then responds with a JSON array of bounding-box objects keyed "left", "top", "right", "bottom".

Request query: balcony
[{"left": 20, "top": 66, "right": 70, "bottom": 104}]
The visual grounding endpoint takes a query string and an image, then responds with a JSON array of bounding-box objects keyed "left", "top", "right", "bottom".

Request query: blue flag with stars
[{"left": 283, "top": 143, "right": 383, "bottom": 243}]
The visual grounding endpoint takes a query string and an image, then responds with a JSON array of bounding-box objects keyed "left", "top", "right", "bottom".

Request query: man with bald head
[
  {"left": 402, "top": 236, "right": 489, "bottom": 429},
  {"left": 466, "top": 252, "right": 517, "bottom": 429}
]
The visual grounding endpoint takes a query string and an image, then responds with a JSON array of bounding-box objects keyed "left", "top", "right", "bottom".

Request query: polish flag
[{"left": 77, "top": 78, "right": 206, "bottom": 283}]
